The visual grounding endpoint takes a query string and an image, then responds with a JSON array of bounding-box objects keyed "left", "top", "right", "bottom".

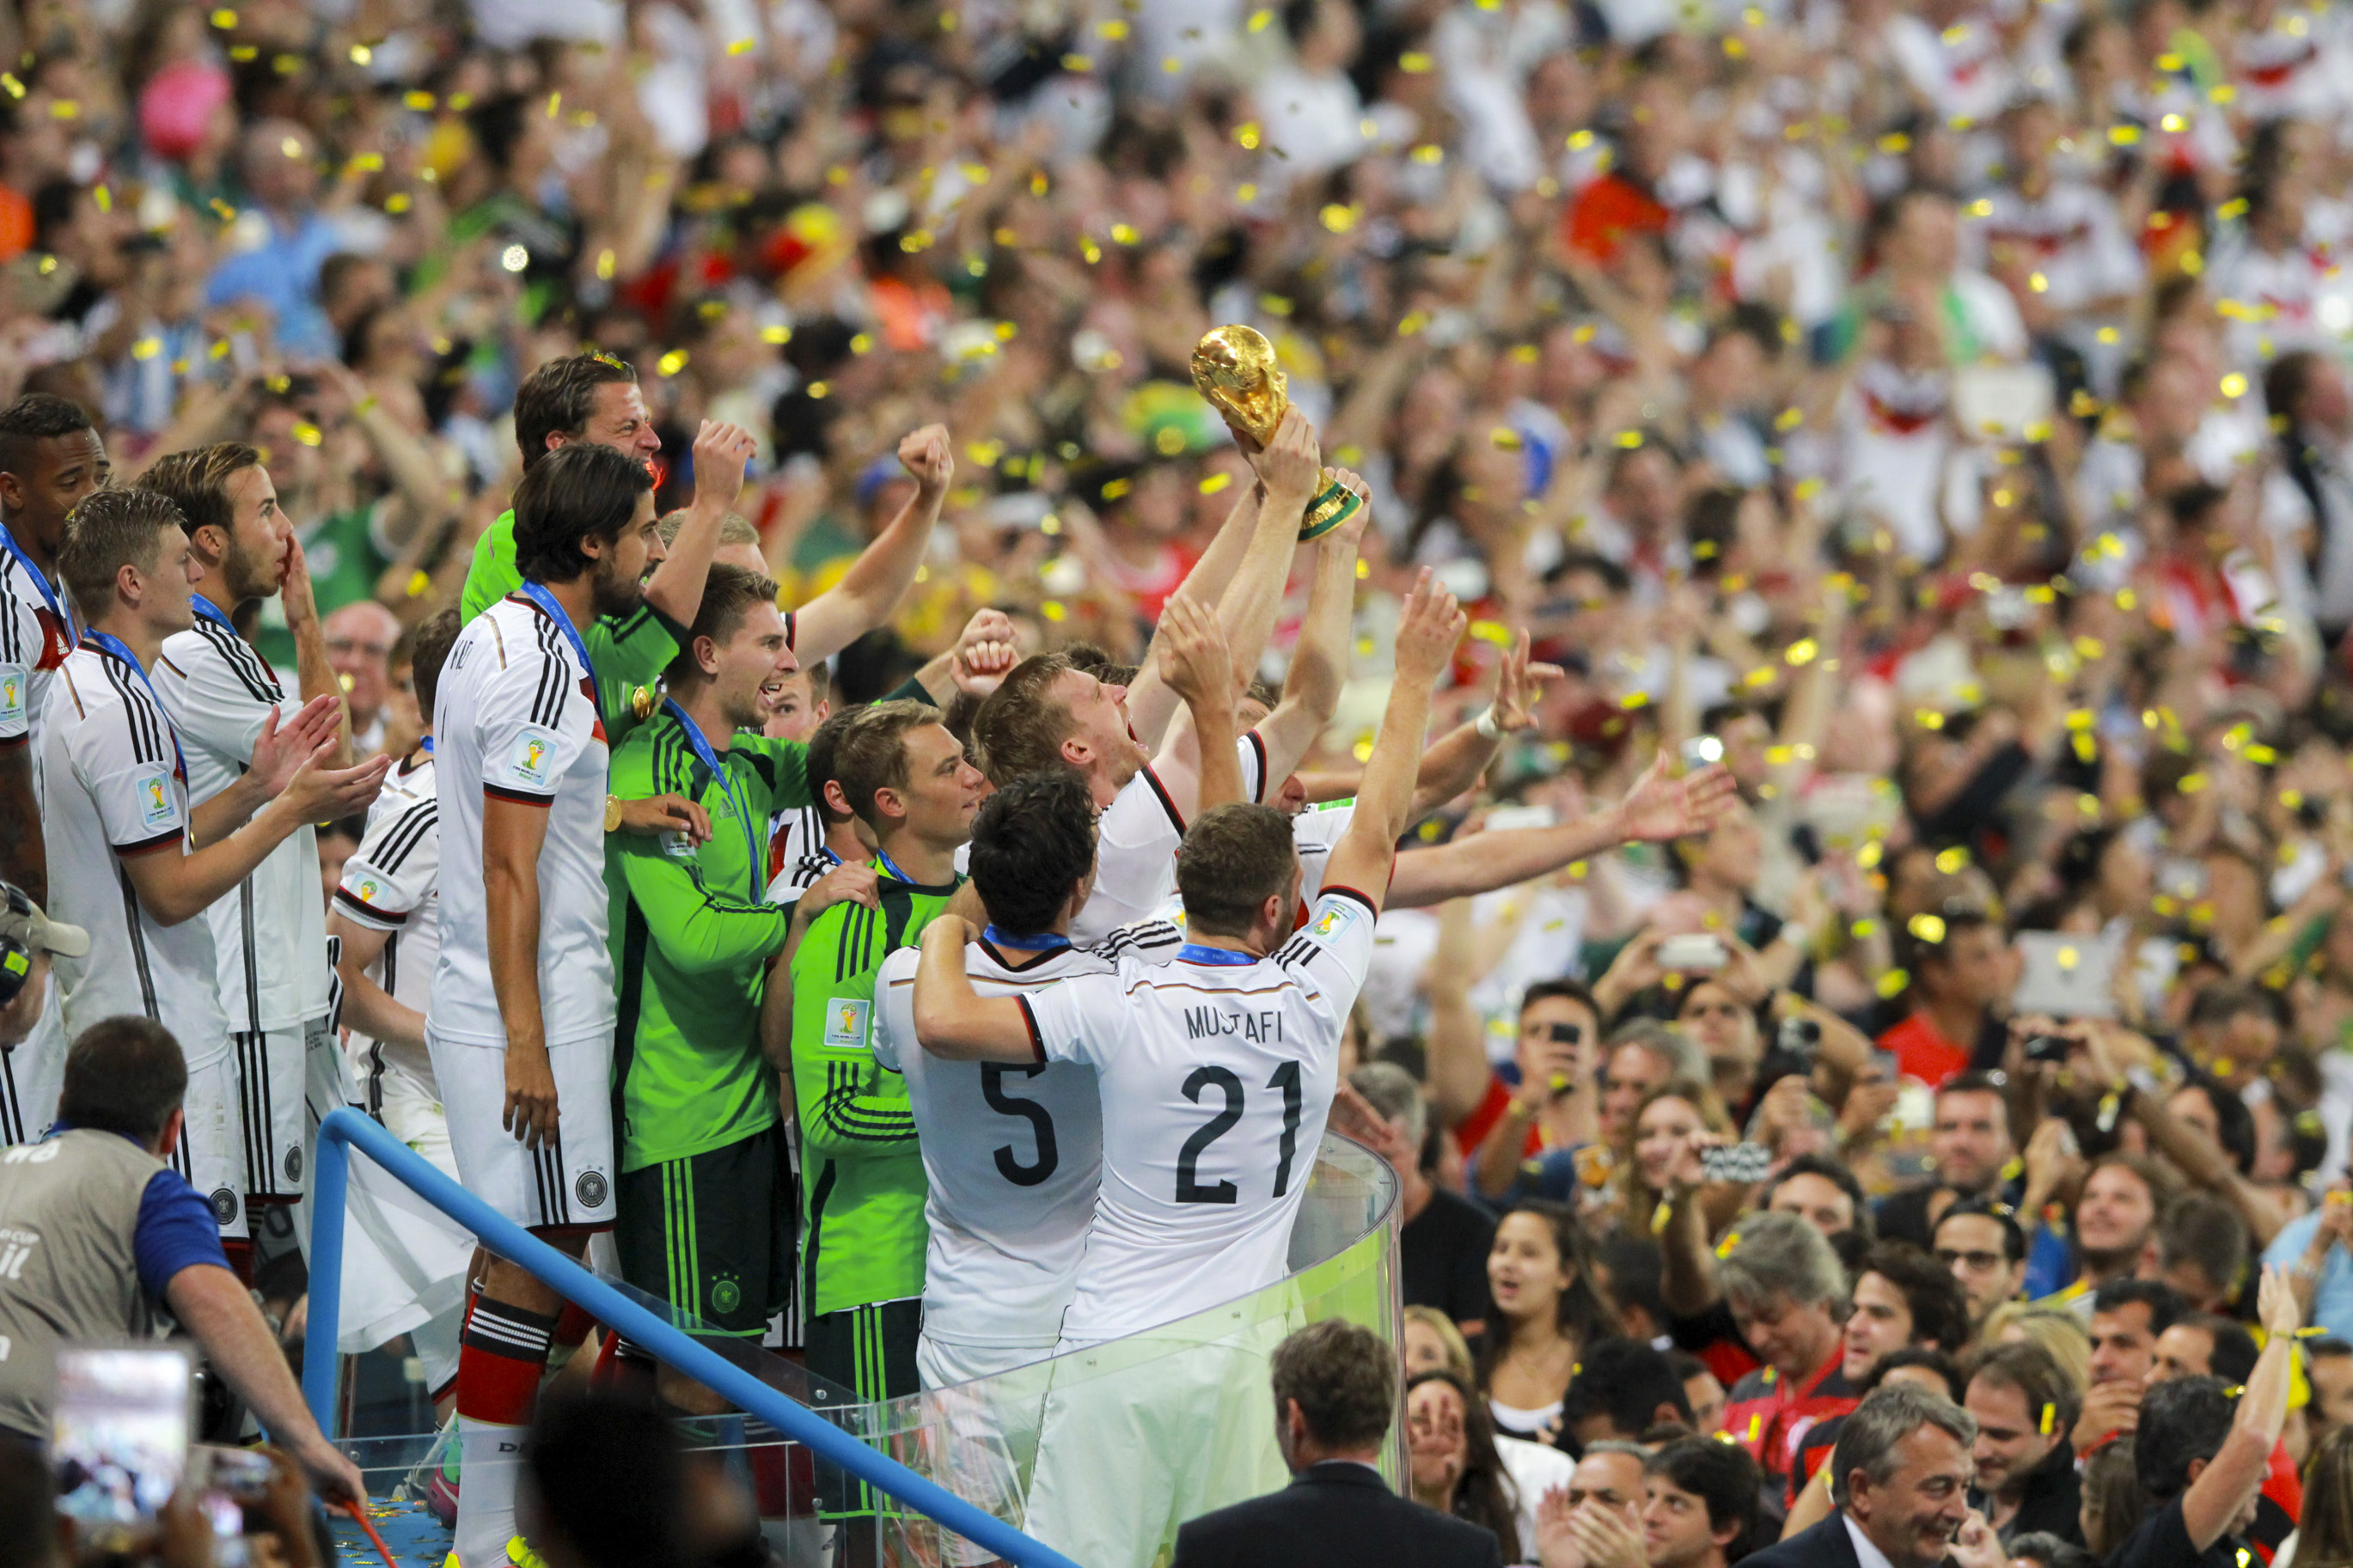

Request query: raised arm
[
  {"left": 639, "top": 419, "right": 757, "bottom": 630},
  {"left": 280, "top": 540, "right": 354, "bottom": 766},
  {"left": 1323, "top": 571, "right": 1464, "bottom": 911},
  {"left": 1248, "top": 475, "right": 1367, "bottom": 786},
  {"left": 2179, "top": 1266, "right": 2299, "bottom": 1552},
  {"left": 790, "top": 424, "right": 953, "bottom": 663},
  {"left": 1421, "top": 899, "right": 1499, "bottom": 1131},
  {"left": 912, "top": 914, "right": 1041, "bottom": 1062},
  {"left": 1155, "top": 595, "right": 1245, "bottom": 813},
  {"left": 1128, "top": 410, "right": 1319, "bottom": 748},
  {"left": 1386, "top": 749, "right": 1735, "bottom": 908}
]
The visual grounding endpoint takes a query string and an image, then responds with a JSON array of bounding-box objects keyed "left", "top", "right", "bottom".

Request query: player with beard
[
  {"left": 145, "top": 443, "right": 351, "bottom": 1221},
  {"left": 426, "top": 431, "right": 744, "bottom": 1568},
  {"left": 0, "top": 393, "right": 110, "bottom": 1143}
]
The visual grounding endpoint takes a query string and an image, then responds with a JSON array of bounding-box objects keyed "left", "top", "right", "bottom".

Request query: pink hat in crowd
[{"left": 140, "top": 58, "right": 232, "bottom": 162}]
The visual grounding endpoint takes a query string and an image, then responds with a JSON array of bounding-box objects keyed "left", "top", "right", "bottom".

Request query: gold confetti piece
[
  {"left": 1909, "top": 914, "right": 1947, "bottom": 943},
  {"left": 1235, "top": 182, "right": 1257, "bottom": 202},
  {"left": 1061, "top": 53, "right": 1093, "bottom": 71},
  {"left": 1410, "top": 143, "right": 1442, "bottom": 165},
  {"left": 292, "top": 422, "right": 323, "bottom": 448},
  {"left": 1934, "top": 847, "right": 1969, "bottom": 873},
  {"left": 1235, "top": 121, "right": 1261, "bottom": 149},
  {"left": 2109, "top": 125, "right": 2141, "bottom": 146},
  {"left": 1490, "top": 427, "right": 1523, "bottom": 451},
  {"left": 1785, "top": 638, "right": 1818, "bottom": 667},
  {"left": 1079, "top": 235, "right": 1102, "bottom": 264},
  {"left": 1397, "top": 310, "right": 1429, "bottom": 337},
  {"left": 405, "top": 90, "right": 436, "bottom": 110},
  {"left": 2221, "top": 372, "right": 2248, "bottom": 398},
  {"left": 806, "top": 381, "right": 828, "bottom": 400},
  {"left": 211, "top": 7, "right": 236, "bottom": 25},
  {"left": 2040, "top": 1404, "right": 2054, "bottom": 1435},
  {"left": 1248, "top": 7, "right": 1273, "bottom": 28},
  {"left": 130, "top": 337, "right": 161, "bottom": 360},
  {"left": 1613, "top": 430, "right": 1643, "bottom": 449},
  {"left": 1097, "top": 18, "right": 1128, "bottom": 38},
  {"left": 1876, "top": 969, "right": 1910, "bottom": 998},
  {"left": 350, "top": 43, "right": 372, "bottom": 64},
  {"left": 1401, "top": 51, "right": 1433, "bottom": 72},
  {"left": 657, "top": 350, "right": 688, "bottom": 375},
  {"left": 728, "top": 36, "right": 755, "bottom": 54},
  {"left": 1319, "top": 204, "right": 1355, "bottom": 233}
]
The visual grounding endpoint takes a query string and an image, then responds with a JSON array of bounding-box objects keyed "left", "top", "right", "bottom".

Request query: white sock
[{"left": 455, "top": 1416, "right": 528, "bottom": 1568}]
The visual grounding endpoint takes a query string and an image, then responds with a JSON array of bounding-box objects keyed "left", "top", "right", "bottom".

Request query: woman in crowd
[{"left": 1470, "top": 1201, "right": 1623, "bottom": 1449}]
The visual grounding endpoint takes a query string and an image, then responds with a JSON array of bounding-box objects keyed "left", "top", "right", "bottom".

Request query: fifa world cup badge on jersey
[
  {"left": 137, "top": 771, "right": 175, "bottom": 831},
  {"left": 824, "top": 997, "right": 871, "bottom": 1048},
  {"left": 1305, "top": 900, "right": 1356, "bottom": 944},
  {"left": 661, "top": 831, "right": 696, "bottom": 861},
  {"left": 509, "top": 728, "right": 558, "bottom": 788},
  {"left": 0, "top": 662, "right": 22, "bottom": 728}
]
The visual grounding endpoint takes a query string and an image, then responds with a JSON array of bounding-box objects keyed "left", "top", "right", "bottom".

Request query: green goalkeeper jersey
[
  {"left": 607, "top": 707, "right": 811, "bottom": 1171},
  {"left": 789, "top": 859, "right": 961, "bottom": 1316},
  {"left": 464, "top": 509, "right": 686, "bottom": 750}
]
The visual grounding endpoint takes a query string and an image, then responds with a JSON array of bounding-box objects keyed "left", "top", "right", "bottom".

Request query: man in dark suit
[
  {"left": 1742, "top": 1383, "right": 2006, "bottom": 1568},
  {"left": 1171, "top": 1319, "right": 1500, "bottom": 1568}
]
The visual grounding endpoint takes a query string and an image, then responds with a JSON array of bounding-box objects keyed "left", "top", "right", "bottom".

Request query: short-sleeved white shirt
[
  {"left": 333, "top": 751, "right": 440, "bottom": 1088},
  {"left": 38, "top": 644, "right": 230, "bottom": 1069},
  {"left": 155, "top": 610, "right": 329, "bottom": 1032},
  {"left": 0, "top": 534, "right": 72, "bottom": 773},
  {"left": 429, "top": 595, "right": 614, "bottom": 1049},
  {"left": 873, "top": 921, "right": 1181, "bottom": 1351},
  {"left": 1018, "top": 887, "right": 1378, "bottom": 1345},
  {"left": 1071, "top": 734, "right": 1268, "bottom": 947}
]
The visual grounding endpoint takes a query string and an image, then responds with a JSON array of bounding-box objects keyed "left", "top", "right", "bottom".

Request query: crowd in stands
[{"left": 3, "top": 0, "right": 2353, "bottom": 1565}]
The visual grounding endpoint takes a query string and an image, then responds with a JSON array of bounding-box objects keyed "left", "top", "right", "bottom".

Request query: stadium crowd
[{"left": 3, "top": 0, "right": 2353, "bottom": 1565}]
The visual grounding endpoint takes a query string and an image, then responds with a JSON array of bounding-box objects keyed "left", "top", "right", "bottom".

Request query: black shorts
[
  {"left": 804, "top": 1296, "right": 921, "bottom": 1520},
  {"left": 614, "top": 1126, "right": 791, "bottom": 1338}
]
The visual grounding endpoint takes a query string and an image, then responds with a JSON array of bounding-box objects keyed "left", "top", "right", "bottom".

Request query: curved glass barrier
[{"left": 328, "top": 1131, "right": 1402, "bottom": 1568}]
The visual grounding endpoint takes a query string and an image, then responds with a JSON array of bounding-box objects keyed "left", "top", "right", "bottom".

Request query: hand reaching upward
[
  {"left": 898, "top": 423, "right": 955, "bottom": 495},
  {"left": 1614, "top": 749, "right": 1737, "bottom": 845}
]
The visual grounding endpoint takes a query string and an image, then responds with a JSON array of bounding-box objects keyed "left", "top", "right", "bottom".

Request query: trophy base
[{"left": 1299, "top": 472, "right": 1362, "bottom": 541}]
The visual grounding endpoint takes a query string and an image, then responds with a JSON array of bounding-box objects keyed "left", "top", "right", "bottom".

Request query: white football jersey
[
  {"left": 154, "top": 608, "right": 330, "bottom": 1032},
  {"left": 38, "top": 644, "right": 230, "bottom": 1070},
  {"left": 1072, "top": 735, "right": 1268, "bottom": 947},
  {"left": 1152, "top": 802, "right": 1351, "bottom": 934},
  {"left": 0, "top": 529, "right": 72, "bottom": 780},
  {"left": 334, "top": 749, "right": 440, "bottom": 1095},
  {"left": 872, "top": 922, "right": 1182, "bottom": 1352},
  {"left": 429, "top": 595, "right": 614, "bottom": 1049},
  {"left": 1020, "top": 887, "right": 1378, "bottom": 1345}
]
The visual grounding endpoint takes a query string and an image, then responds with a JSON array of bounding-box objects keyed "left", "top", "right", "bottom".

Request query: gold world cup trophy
[{"left": 1190, "top": 324, "right": 1364, "bottom": 540}]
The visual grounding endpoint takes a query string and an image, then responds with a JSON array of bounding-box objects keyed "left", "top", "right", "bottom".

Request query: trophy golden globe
[{"left": 1190, "top": 324, "right": 1363, "bottom": 540}]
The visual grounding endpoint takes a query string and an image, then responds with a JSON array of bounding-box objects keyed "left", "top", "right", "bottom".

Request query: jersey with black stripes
[
  {"left": 0, "top": 531, "right": 73, "bottom": 782},
  {"left": 36, "top": 644, "right": 232, "bottom": 1071},
  {"left": 1069, "top": 733, "right": 1269, "bottom": 947},
  {"left": 764, "top": 846, "right": 838, "bottom": 909},
  {"left": 1018, "top": 889, "right": 1378, "bottom": 1345},
  {"left": 870, "top": 919, "right": 1182, "bottom": 1355},
  {"left": 429, "top": 594, "right": 614, "bottom": 1049},
  {"left": 764, "top": 800, "right": 826, "bottom": 894},
  {"left": 155, "top": 613, "right": 331, "bottom": 1034},
  {"left": 333, "top": 751, "right": 440, "bottom": 1095}
]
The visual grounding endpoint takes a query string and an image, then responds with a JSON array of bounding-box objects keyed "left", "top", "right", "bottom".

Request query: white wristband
[{"left": 1476, "top": 706, "right": 1503, "bottom": 741}]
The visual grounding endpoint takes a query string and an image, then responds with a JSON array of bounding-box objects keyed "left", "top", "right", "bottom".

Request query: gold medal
[{"left": 631, "top": 684, "right": 655, "bottom": 721}]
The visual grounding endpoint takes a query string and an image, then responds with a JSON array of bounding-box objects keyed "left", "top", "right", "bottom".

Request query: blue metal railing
[{"left": 306, "top": 1108, "right": 1082, "bottom": 1568}]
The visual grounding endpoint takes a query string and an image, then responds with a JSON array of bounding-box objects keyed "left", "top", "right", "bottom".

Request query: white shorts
[
  {"left": 908, "top": 1336, "right": 1060, "bottom": 1568},
  {"left": 1022, "top": 1309, "right": 1294, "bottom": 1568},
  {"left": 172, "top": 1049, "right": 248, "bottom": 1240},
  {"left": 425, "top": 1026, "right": 614, "bottom": 1232},
  {"left": 233, "top": 1020, "right": 315, "bottom": 1200},
  {"left": 0, "top": 981, "right": 65, "bottom": 1145}
]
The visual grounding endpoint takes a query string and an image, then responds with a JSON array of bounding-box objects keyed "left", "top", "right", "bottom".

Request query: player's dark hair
[
  {"left": 2091, "top": 1276, "right": 2184, "bottom": 1336},
  {"left": 1176, "top": 802, "right": 1300, "bottom": 937},
  {"left": 511, "top": 442, "right": 651, "bottom": 585},
  {"left": 0, "top": 391, "right": 94, "bottom": 482},
  {"left": 394, "top": 607, "right": 461, "bottom": 719},
  {"left": 58, "top": 1016, "right": 188, "bottom": 1144},
  {"left": 971, "top": 652, "right": 1078, "bottom": 784},
  {"left": 1962, "top": 1340, "right": 2081, "bottom": 1455},
  {"left": 1562, "top": 1337, "right": 1692, "bottom": 1438},
  {"left": 523, "top": 1388, "right": 688, "bottom": 1568},
  {"left": 806, "top": 705, "right": 857, "bottom": 827},
  {"left": 804, "top": 657, "right": 832, "bottom": 706},
  {"left": 1860, "top": 1241, "right": 1971, "bottom": 1354},
  {"left": 829, "top": 699, "right": 940, "bottom": 832},
  {"left": 55, "top": 486, "right": 186, "bottom": 608},
  {"left": 1934, "top": 1195, "right": 2027, "bottom": 1264},
  {"left": 515, "top": 352, "right": 639, "bottom": 472},
  {"left": 2134, "top": 1376, "right": 2236, "bottom": 1500},
  {"left": 1272, "top": 1319, "right": 1397, "bottom": 1454},
  {"left": 1643, "top": 1435, "right": 1760, "bottom": 1555},
  {"left": 139, "top": 442, "right": 260, "bottom": 552},
  {"left": 667, "top": 564, "right": 779, "bottom": 683},
  {"left": 969, "top": 772, "right": 1098, "bottom": 936}
]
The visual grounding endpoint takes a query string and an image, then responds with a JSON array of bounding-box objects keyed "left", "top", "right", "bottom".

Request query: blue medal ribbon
[
  {"left": 83, "top": 630, "right": 186, "bottom": 781},
  {"left": 983, "top": 925, "right": 1071, "bottom": 953},
  {"left": 663, "top": 699, "right": 760, "bottom": 891},
  {"left": 0, "top": 522, "right": 75, "bottom": 650},
  {"left": 515, "top": 582, "right": 603, "bottom": 727},
  {"left": 1177, "top": 943, "right": 1256, "bottom": 966},
  {"left": 876, "top": 849, "right": 920, "bottom": 886},
  {"left": 187, "top": 591, "right": 235, "bottom": 631},
  {"left": 418, "top": 735, "right": 434, "bottom": 753}
]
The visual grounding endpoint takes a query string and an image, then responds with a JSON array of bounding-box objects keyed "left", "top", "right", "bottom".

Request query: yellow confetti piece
[
  {"left": 806, "top": 381, "right": 828, "bottom": 400},
  {"left": 1097, "top": 18, "right": 1128, "bottom": 38},
  {"left": 1876, "top": 968, "right": 1910, "bottom": 998},
  {"left": 1784, "top": 638, "right": 1818, "bottom": 667},
  {"left": 2040, "top": 1403, "right": 2054, "bottom": 1435},
  {"left": 130, "top": 337, "right": 162, "bottom": 360},
  {"left": 1410, "top": 143, "right": 1443, "bottom": 165},
  {"left": 1319, "top": 204, "right": 1356, "bottom": 234},
  {"left": 1249, "top": 7, "right": 1273, "bottom": 28},
  {"left": 1747, "top": 1414, "right": 1763, "bottom": 1442},
  {"left": 1489, "top": 427, "right": 1523, "bottom": 451},
  {"left": 406, "top": 570, "right": 432, "bottom": 599},
  {"left": 657, "top": 350, "right": 689, "bottom": 375},
  {"left": 1200, "top": 472, "right": 1232, "bottom": 495},
  {"left": 1619, "top": 691, "right": 1650, "bottom": 711},
  {"left": 1397, "top": 310, "right": 1430, "bottom": 337},
  {"left": 1401, "top": 51, "right": 1433, "bottom": 72},
  {"left": 1235, "top": 122, "right": 1261, "bottom": 150},
  {"left": 760, "top": 324, "right": 791, "bottom": 345},
  {"left": 1061, "top": 52, "right": 1093, "bottom": 71},
  {"left": 729, "top": 36, "right": 755, "bottom": 54},
  {"left": 1079, "top": 235, "right": 1102, "bottom": 265},
  {"left": 291, "top": 422, "right": 323, "bottom": 448},
  {"left": 405, "top": 90, "right": 436, "bottom": 110},
  {"left": 1650, "top": 1199, "right": 1672, "bottom": 1235},
  {"left": 1909, "top": 913, "right": 1947, "bottom": 943},
  {"left": 2221, "top": 372, "right": 2248, "bottom": 399},
  {"left": 349, "top": 43, "right": 372, "bottom": 64},
  {"left": 210, "top": 7, "right": 236, "bottom": 25},
  {"left": 1934, "top": 846, "right": 1969, "bottom": 873},
  {"left": 2109, "top": 125, "right": 2141, "bottom": 146}
]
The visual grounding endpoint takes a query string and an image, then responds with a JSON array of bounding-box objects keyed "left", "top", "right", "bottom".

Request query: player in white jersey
[
  {"left": 914, "top": 570, "right": 1467, "bottom": 1568},
  {"left": 41, "top": 488, "right": 387, "bottom": 1251},
  {"left": 431, "top": 429, "right": 751, "bottom": 1568},
  {"left": 145, "top": 444, "right": 351, "bottom": 1207},
  {"left": 969, "top": 418, "right": 1352, "bottom": 946},
  {"left": 0, "top": 394, "right": 110, "bottom": 1143},
  {"left": 327, "top": 609, "right": 471, "bottom": 1406}
]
